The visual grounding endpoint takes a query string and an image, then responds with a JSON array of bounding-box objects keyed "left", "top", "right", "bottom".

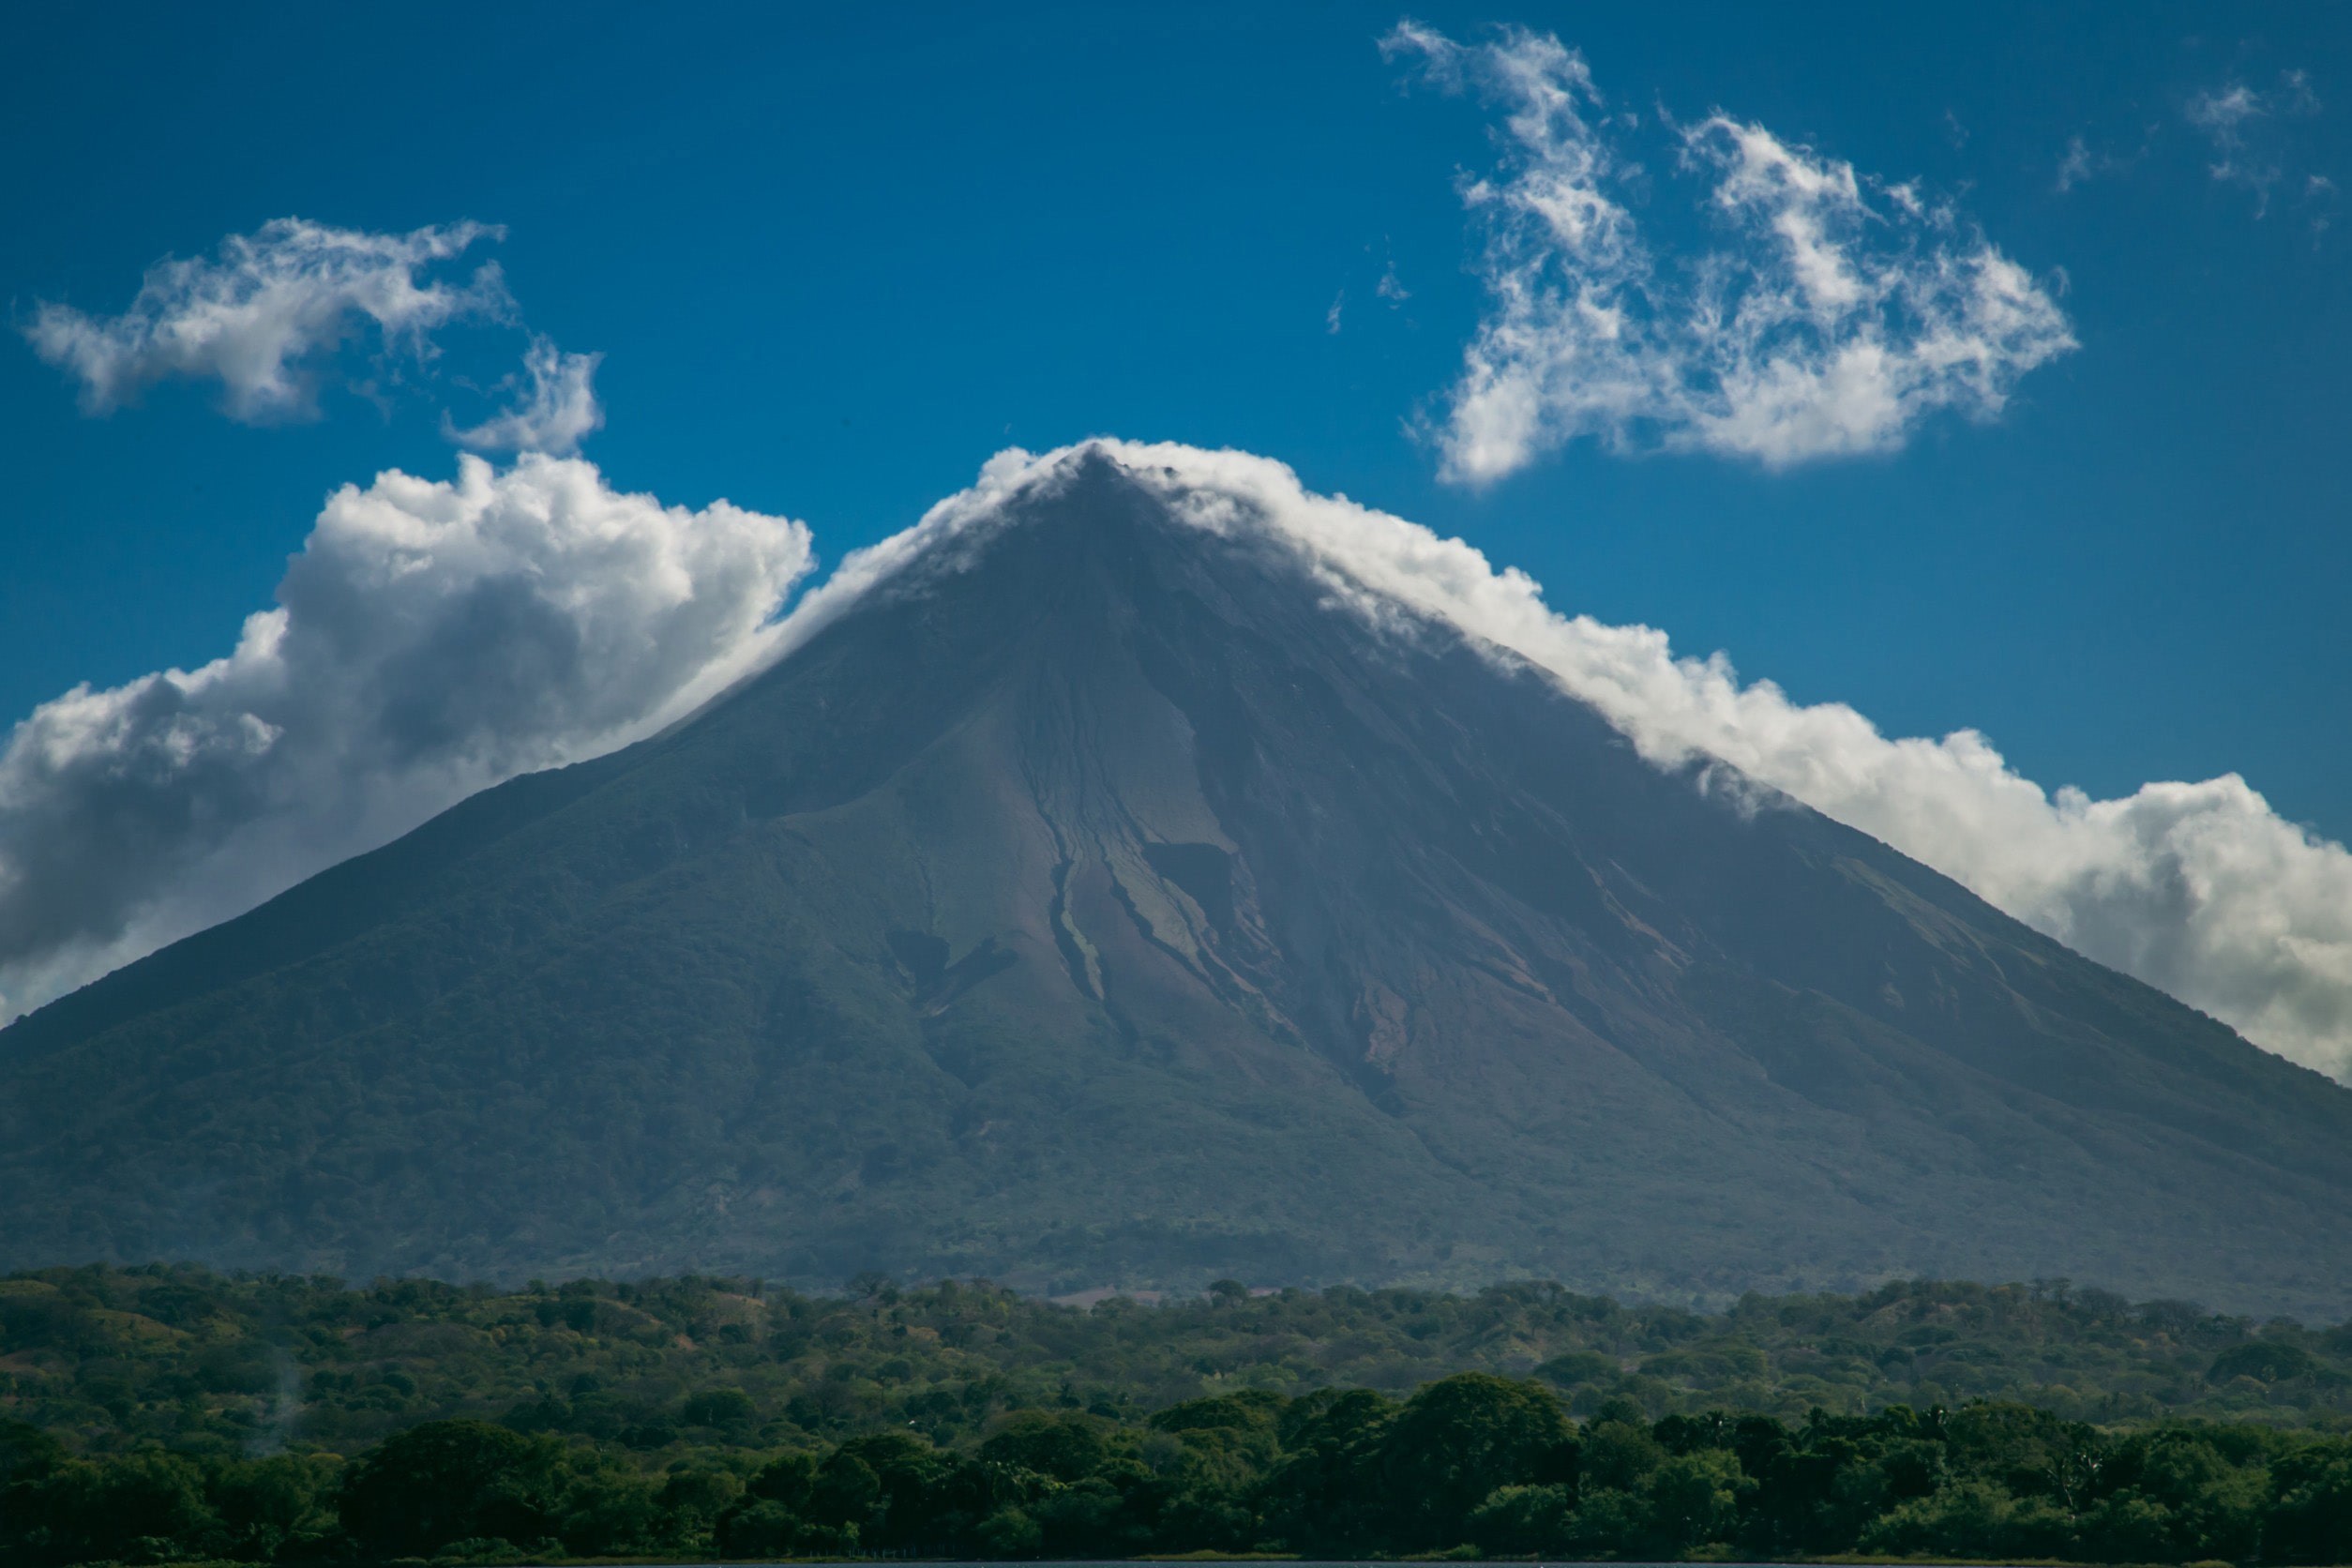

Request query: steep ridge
[{"left": 5, "top": 450, "right": 2350, "bottom": 1312}]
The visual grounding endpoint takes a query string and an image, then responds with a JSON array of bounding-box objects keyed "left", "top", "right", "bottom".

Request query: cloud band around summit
[
  {"left": 0, "top": 455, "right": 813, "bottom": 1021},
  {"left": 1, "top": 440, "right": 2344, "bottom": 1086},
  {"left": 891, "top": 443, "right": 2352, "bottom": 1082},
  {"left": 1386, "top": 23, "right": 2076, "bottom": 481}
]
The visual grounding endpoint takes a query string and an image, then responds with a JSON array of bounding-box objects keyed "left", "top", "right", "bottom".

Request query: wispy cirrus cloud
[
  {"left": 2186, "top": 70, "right": 2330, "bottom": 220},
  {"left": 1383, "top": 22, "right": 2075, "bottom": 483},
  {"left": 2056, "top": 135, "right": 2115, "bottom": 193}
]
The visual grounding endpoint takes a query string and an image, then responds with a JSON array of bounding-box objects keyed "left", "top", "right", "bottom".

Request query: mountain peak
[{"left": 6, "top": 441, "right": 2352, "bottom": 1312}]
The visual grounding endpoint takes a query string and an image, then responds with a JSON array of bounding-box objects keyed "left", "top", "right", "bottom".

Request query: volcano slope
[{"left": 4, "top": 449, "right": 2350, "bottom": 1314}]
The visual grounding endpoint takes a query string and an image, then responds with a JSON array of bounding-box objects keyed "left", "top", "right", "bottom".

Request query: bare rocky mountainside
[{"left": 6, "top": 452, "right": 2350, "bottom": 1314}]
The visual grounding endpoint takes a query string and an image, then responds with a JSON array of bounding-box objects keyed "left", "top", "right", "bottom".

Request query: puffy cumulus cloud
[
  {"left": 23, "top": 219, "right": 510, "bottom": 422},
  {"left": 446, "top": 335, "right": 606, "bottom": 456},
  {"left": 1382, "top": 23, "right": 2074, "bottom": 481},
  {"left": 0, "top": 456, "right": 812, "bottom": 1019},
  {"left": 905, "top": 440, "right": 2352, "bottom": 1079}
]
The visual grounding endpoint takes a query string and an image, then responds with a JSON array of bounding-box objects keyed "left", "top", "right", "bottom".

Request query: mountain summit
[{"left": 7, "top": 445, "right": 2350, "bottom": 1312}]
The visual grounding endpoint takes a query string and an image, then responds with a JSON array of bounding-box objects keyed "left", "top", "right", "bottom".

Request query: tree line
[
  {"left": 6, "top": 1266, "right": 2349, "bottom": 1464},
  {"left": 4, "top": 1265, "right": 2351, "bottom": 1562},
  {"left": 7, "top": 1377, "right": 2352, "bottom": 1564}
]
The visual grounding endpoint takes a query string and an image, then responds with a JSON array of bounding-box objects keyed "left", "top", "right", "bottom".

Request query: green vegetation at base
[{"left": 2, "top": 1266, "right": 2350, "bottom": 1564}]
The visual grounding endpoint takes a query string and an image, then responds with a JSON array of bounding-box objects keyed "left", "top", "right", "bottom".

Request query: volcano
[{"left": 6, "top": 445, "right": 2350, "bottom": 1314}]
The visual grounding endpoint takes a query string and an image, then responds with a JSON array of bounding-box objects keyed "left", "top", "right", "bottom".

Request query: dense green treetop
[
  {"left": 3, "top": 1267, "right": 2351, "bottom": 1564},
  {"left": 3, "top": 1363, "right": 2349, "bottom": 1565},
  {"left": 4, "top": 1265, "right": 2347, "bottom": 1465}
]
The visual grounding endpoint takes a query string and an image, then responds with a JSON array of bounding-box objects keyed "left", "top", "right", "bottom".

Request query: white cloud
[
  {"left": 24, "top": 217, "right": 614, "bottom": 451},
  {"left": 447, "top": 334, "right": 607, "bottom": 455},
  {"left": 1382, "top": 23, "right": 2075, "bottom": 482},
  {"left": 2186, "top": 72, "right": 2327, "bottom": 216},
  {"left": 0, "top": 455, "right": 813, "bottom": 1020},
  {"left": 23, "top": 219, "right": 510, "bottom": 421},
  {"left": 2189, "top": 82, "right": 2276, "bottom": 203},
  {"left": 2187, "top": 83, "right": 2267, "bottom": 137},
  {"left": 9, "top": 435, "right": 2347, "bottom": 1086},
  {"left": 900, "top": 440, "right": 2352, "bottom": 1082},
  {"left": 2056, "top": 135, "right": 2106, "bottom": 193}
]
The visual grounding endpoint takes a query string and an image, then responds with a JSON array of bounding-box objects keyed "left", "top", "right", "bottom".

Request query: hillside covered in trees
[{"left": 3, "top": 1267, "right": 2351, "bottom": 1563}]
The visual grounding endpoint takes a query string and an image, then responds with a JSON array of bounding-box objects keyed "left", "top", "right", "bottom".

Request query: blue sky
[{"left": 4, "top": 2, "right": 2349, "bottom": 1059}]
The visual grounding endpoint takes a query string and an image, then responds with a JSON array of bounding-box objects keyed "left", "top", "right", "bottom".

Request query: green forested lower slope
[{"left": 4, "top": 1268, "right": 2351, "bottom": 1564}]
